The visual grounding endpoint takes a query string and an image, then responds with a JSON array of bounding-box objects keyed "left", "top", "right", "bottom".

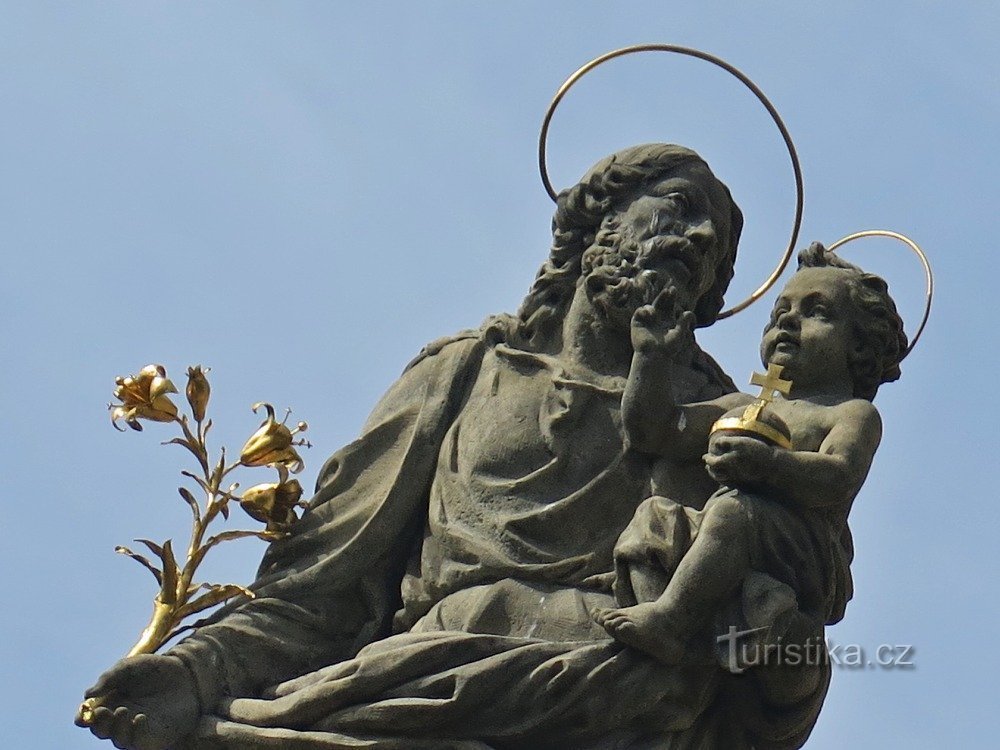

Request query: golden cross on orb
[{"left": 749, "top": 363, "right": 792, "bottom": 404}]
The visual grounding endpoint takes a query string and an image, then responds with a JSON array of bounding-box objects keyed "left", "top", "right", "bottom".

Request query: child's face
[{"left": 760, "top": 267, "right": 858, "bottom": 390}]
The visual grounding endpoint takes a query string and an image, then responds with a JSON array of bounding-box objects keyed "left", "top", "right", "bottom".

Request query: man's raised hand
[{"left": 631, "top": 285, "right": 696, "bottom": 355}]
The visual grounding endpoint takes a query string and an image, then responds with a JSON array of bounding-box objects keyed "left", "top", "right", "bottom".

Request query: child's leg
[
  {"left": 655, "top": 490, "right": 755, "bottom": 629},
  {"left": 611, "top": 494, "right": 692, "bottom": 607},
  {"left": 597, "top": 491, "right": 755, "bottom": 663},
  {"left": 626, "top": 559, "right": 672, "bottom": 605}
]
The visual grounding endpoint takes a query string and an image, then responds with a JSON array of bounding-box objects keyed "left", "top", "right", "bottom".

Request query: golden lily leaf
[
  {"left": 164, "top": 623, "right": 198, "bottom": 644},
  {"left": 180, "top": 471, "right": 210, "bottom": 493},
  {"left": 178, "top": 487, "right": 201, "bottom": 524},
  {"left": 175, "top": 584, "right": 255, "bottom": 620},
  {"left": 134, "top": 538, "right": 164, "bottom": 560},
  {"left": 115, "top": 546, "right": 163, "bottom": 586},
  {"left": 187, "top": 529, "right": 283, "bottom": 572},
  {"left": 206, "top": 529, "right": 287, "bottom": 547},
  {"left": 163, "top": 437, "right": 202, "bottom": 463},
  {"left": 159, "top": 539, "right": 179, "bottom": 605}
]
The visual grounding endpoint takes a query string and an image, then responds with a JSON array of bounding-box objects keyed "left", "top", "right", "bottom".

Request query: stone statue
[
  {"left": 596, "top": 243, "right": 906, "bottom": 667},
  {"left": 78, "top": 144, "right": 900, "bottom": 749}
]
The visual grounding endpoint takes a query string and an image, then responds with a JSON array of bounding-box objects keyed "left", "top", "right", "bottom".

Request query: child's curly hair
[{"left": 796, "top": 242, "right": 908, "bottom": 400}]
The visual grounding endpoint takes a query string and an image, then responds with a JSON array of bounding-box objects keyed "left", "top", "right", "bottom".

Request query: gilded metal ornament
[
  {"left": 710, "top": 363, "right": 794, "bottom": 449},
  {"left": 827, "top": 229, "right": 933, "bottom": 360},
  {"left": 80, "top": 365, "right": 313, "bottom": 727},
  {"left": 99, "top": 367, "right": 311, "bottom": 658}
]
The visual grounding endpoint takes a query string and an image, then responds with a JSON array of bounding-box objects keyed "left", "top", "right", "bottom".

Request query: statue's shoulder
[{"left": 402, "top": 313, "right": 518, "bottom": 374}]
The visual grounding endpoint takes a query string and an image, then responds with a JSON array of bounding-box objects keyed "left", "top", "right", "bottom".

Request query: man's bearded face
[{"left": 581, "top": 179, "right": 723, "bottom": 330}]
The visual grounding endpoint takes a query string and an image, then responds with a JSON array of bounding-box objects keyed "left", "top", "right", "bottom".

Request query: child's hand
[
  {"left": 704, "top": 434, "right": 776, "bottom": 487},
  {"left": 631, "top": 285, "right": 696, "bottom": 355}
]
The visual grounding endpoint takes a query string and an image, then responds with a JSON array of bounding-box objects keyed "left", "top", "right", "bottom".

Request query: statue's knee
[{"left": 704, "top": 492, "right": 754, "bottom": 530}]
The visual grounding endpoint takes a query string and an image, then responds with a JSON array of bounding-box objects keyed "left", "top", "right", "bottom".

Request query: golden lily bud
[
  {"left": 110, "top": 364, "right": 179, "bottom": 430},
  {"left": 186, "top": 365, "right": 211, "bottom": 423},
  {"left": 239, "top": 403, "right": 307, "bottom": 472},
  {"left": 239, "top": 479, "right": 303, "bottom": 529}
]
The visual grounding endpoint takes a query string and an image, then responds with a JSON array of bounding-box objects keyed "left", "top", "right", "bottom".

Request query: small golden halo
[
  {"left": 538, "top": 44, "right": 804, "bottom": 320},
  {"left": 826, "top": 230, "right": 933, "bottom": 360}
]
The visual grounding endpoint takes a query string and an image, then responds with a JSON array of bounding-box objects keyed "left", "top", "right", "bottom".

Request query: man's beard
[{"left": 581, "top": 229, "right": 701, "bottom": 328}]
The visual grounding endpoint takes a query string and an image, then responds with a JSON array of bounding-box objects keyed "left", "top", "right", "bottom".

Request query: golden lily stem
[
  {"left": 125, "top": 599, "right": 177, "bottom": 657},
  {"left": 176, "top": 423, "right": 238, "bottom": 619},
  {"left": 127, "top": 408, "right": 251, "bottom": 655},
  {"left": 181, "top": 421, "right": 213, "bottom": 601},
  {"left": 136, "top": 414, "right": 216, "bottom": 655}
]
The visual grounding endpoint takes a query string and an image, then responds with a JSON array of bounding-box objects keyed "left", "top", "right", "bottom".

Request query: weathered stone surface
[{"left": 79, "top": 144, "right": 903, "bottom": 749}]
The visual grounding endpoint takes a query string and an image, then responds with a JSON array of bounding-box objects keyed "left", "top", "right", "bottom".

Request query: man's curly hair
[
  {"left": 794, "top": 242, "right": 908, "bottom": 400},
  {"left": 514, "top": 144, "right": 743, "bottom": 351}
]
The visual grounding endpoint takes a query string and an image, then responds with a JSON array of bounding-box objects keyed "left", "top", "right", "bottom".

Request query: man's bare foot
[{"left": 594, "top": 603, "right": 687, "bottom": 664}]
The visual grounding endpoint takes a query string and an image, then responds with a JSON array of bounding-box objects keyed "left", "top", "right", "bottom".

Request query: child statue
[{"left": 596, "top": 242, "right": 908, "bottom": 665}]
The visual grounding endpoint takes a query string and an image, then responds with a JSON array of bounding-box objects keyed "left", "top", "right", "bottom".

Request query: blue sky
[{"left": 2, "top": 2, "right": 997, "bottom": 748}]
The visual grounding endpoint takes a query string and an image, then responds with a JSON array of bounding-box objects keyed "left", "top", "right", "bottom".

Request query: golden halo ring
[
  {"left": 538, "top": 44, "right": 804, "bottom": 320},
  {"left": 827, "top": 230, "right": 933, "bottom": 360}
]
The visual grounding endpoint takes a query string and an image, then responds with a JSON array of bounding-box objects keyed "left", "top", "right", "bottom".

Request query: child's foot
[{"left": 594, "top": 603, "right": 687, "bottom": 664}]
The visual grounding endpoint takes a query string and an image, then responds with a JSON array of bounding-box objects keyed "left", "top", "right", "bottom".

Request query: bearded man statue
[{"left": 80, "top": 144, "right": 830, "bottom": 750}]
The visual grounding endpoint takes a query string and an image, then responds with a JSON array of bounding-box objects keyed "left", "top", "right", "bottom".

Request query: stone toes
[{"left": 604, "top": 614, "right": 633, "bottom": 631}]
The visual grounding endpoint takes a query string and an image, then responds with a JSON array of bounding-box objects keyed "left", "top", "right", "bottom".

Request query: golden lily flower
[
  {"left": 110, "top": 364, "right": 179, "bottom": 431},
  {"left": 239, "top": 478, "right": 304, "bottom": 529},
  {"left": 186, "top": 366, "right": 211, "bottom": 423},
  {"left": 239, "top": 402, "right": 308, "bottom": 472}
]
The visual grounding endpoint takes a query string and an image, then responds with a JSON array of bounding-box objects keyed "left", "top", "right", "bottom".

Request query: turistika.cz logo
[{"left": 716, "top": 625, "right": 916, "bottom": 674}]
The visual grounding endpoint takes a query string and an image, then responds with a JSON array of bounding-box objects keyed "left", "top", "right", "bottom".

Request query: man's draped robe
[{"left": 171, "top": 323, "right": 832, "bottom": 749}]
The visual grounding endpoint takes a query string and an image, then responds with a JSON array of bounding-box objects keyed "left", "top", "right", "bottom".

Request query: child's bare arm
[
  {"left": 704, "top": 401, "right": 882, "bottom": 509},
  {"left": 625, "top": 370, "right": 748, "bottom": 459},
  {"left": 623, "top": 287, "right": 750, "bottom": 460}
]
